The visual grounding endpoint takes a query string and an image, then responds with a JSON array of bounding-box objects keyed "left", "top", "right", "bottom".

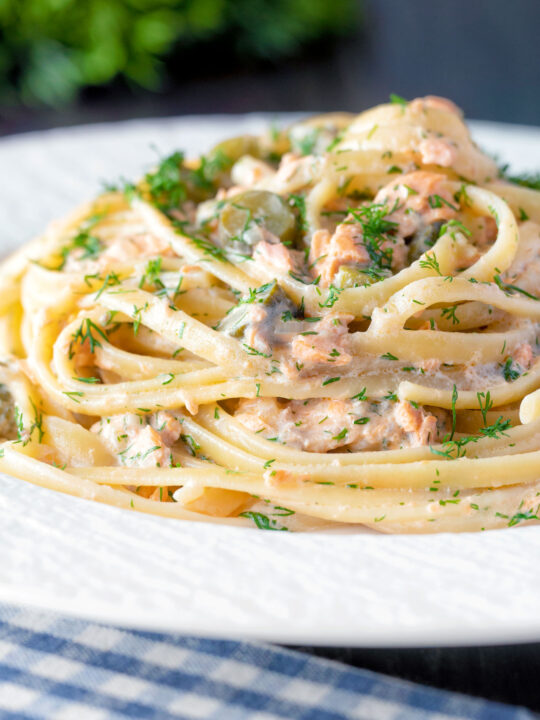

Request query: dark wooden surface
[
  {"left": 288, "top": 643, "right": 540, "bottom": 713},
  {"left": 1, "top": 0, "right": 539, "bottom": 712}
]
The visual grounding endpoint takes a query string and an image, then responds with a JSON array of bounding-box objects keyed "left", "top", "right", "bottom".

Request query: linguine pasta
[{"left": 1, "top": 95, "right": 539, "bottom": 533}]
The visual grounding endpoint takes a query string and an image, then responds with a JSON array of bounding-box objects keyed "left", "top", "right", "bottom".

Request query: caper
[
  {"left": 407, "top": 220, "right": 444, "bottom": 263},
  {"left": 216, "top": 305, "right": 251, "bottom": 338},
  {"left": 217, "top": 281, "right": 297, "bottom": 339},
  {"left": 334, "top": 265, "right": 362, "bottom": 289},
  {"left": 208, "top": 135, "right": 261, "bottom": 168},
  {"left": 334, "top": 264, "right": 392, "bottom": 288},
  {"left": 218, "top": 190, "right": 296, "bottom": 253},
  {"left": 259, "top": 127, "right": 290, "bottom": 162}
]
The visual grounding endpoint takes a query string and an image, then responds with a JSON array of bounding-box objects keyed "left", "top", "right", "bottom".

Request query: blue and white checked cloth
[{"left": 0, "top": 605, "right": 534, "bottom": 720}]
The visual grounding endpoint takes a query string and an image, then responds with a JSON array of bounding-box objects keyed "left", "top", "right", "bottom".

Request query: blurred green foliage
[{"left": 0, "top": 0, "right": 358, "bottom": 106}]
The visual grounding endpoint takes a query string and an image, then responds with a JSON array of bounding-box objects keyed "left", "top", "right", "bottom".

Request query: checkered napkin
[{"left": 0, "top": 605, "right": 534, "bottom": 720}]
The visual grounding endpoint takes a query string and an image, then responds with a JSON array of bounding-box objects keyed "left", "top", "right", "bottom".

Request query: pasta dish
[{"left": 1, "top": 95, "right": 539, "bottom": 533}]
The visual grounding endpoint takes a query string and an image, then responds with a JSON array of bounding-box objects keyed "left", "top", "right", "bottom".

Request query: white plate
[{"left": 1, "top": 115, "right": 539, "bottom": 648}]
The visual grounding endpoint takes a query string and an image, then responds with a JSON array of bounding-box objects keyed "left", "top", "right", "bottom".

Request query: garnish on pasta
[{"left": 0, "top": 95, "right": 539, "bottom": 533}]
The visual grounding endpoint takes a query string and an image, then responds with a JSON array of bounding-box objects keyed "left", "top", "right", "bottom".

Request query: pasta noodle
[{"left": 1, "top": 94, "right": 539, "bottom": 533}]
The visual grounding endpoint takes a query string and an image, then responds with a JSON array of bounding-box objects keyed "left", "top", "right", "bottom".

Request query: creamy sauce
[
  {"left": 308, "top": 171, "right": 460, "bottom": 287},
  {"left": 288, "top": 313, "right": 354, "bottom": 375},
  {"left": 91, "top": 411, "right": 183, "bottom": 468},
  {"left": 504, "top": 220, "right": 540, "bottom": 294},
  {"left": 62, "top": 229, "right": 175, "bottom": 275},
  {"left": 233, "top": 397, "right": 448, "bottom": 453}
]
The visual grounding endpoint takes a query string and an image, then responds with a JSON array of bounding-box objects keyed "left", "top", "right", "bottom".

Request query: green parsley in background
[{"left": 0, "top": 0, "right": 358, "bottom": 106}]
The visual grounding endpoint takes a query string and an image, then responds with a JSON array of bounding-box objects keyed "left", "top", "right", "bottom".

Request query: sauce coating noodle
[{"left": 1, "top": 95, "right": 539, "bottom": 533}]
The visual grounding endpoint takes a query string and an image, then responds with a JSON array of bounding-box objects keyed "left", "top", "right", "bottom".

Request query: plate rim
[{"left": 0, "top": 114, "right": 539, "bottom": 648}]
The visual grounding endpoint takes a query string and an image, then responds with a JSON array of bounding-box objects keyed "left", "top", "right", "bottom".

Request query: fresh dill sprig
[{"left": 68, "top": 318, "right": 108, "bottom": 359}]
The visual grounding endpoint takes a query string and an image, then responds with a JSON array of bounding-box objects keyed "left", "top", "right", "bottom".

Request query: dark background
[
  {"left": 1, "top": 0, "right": 540, "bottom": 712},
  {"left": 1, "top": 0, "right": 539, "bottom": 136},
  {"left": 296, "top": 643, "right": 540, "bottom": 714}
]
